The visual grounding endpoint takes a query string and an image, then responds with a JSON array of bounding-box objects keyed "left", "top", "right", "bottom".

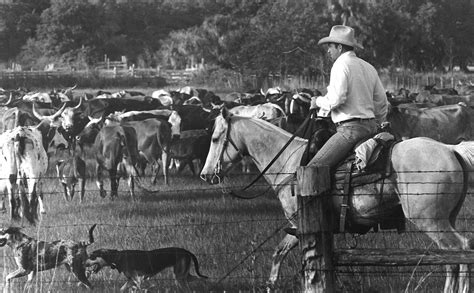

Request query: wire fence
[{"left": 0, "top": 169, "right": 473, "bottom": 292}]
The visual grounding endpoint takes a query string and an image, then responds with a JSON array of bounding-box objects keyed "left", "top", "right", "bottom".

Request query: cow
[
  {"left": 106, "top": 109, "right": 182, "bottom": 139},
  {"left": 55, "top": 153, "right": 86, "bottom": 202},
  {"left": 151, "top": 89, "right": 174, "bottom": 107},
  {"left": 94, "top": 124, "right": 141, "bottom": 200},
  {"left": 107, "top": 118, "right": 175, "bottom": 185},
  {"left": 228, "top": 102, "right": 286, "bottom": 121},
  {"left": 424, "top": 84, "right": 459, "bottom": 95},
  {"left": 0, "top": 124, "right": 50, "bottom": 224},
  {"left": 168, "top": 129, "right": 210, "bottom": 175},
  {"left": 59, "top": 95, "right": 165, "bottom": 145},
  {"left": 387, "top": 102, "right": 472, "bottom": 144}
]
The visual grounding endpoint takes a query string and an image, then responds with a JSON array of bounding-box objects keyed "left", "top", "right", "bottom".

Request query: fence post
[{"left": 296, "top": 165, "right": 335, "bottom": 292}]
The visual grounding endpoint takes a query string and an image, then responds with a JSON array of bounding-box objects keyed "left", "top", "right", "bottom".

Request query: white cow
[
  {"left": 0, "top": 126, "right": 48, "bottom": 223},
  {"left": 228, "top": 102, "right": 286, "bottom": 120}
]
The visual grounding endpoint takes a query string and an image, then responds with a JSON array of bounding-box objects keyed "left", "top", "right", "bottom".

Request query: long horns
[
  {"left": 0, "top": 92, "right": 14, "bottom": 107},
  {"left": 32, "top": 102, "right": 67, "bottom": 121}
]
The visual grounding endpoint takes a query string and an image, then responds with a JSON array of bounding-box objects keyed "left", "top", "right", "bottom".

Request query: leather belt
[{"left": 335, "top": 118, "right": 374, "bottom": 127}]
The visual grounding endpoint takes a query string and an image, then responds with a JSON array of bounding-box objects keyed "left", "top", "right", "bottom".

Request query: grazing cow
[
  {"left": 56, "top": 153, "right": 86, "bottom": 202},
  {"left": 94, "top": 125, "right": 141, "bottom": 199},
  {"left": 387, "top": 103, "right": 472, "bottom": 143}
]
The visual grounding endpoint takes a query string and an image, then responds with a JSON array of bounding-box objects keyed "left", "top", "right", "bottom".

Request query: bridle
[
  {"left": 211, "top": 115, "right": 246, "bottom": 183},
  {"left": 218, "top": 112, "right": 315, "bottom": 200}
]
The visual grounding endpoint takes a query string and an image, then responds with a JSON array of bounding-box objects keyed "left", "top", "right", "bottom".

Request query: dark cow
[
  {"left": 113, "top": 118, "right": 174, "bottom": 185},
  {"left": 387, "top": 102, "right": 472, "bottom": 143},
  {"left": 56, "top": 153, "right": 86, "bottom": 202},
  {"left": 174, "top": 105, "right": 213, "bottom": 131},
  {"left": 169, "top": 129, "right": 210, "bottom": 175},
  {"left": 107, "top": 109, "right": 181, "bottom": 139},
  {"left": 424, "top": 84, "right": 459, "bottom": 95},
  {"left": 94, "top": 125, "right": 141, "bottom": 199},
  {"left": 60, "top": 96, "right": 165, "bottom": 143}
]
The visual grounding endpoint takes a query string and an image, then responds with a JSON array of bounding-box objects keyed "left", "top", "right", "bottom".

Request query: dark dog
[
  {"left": 0, "top": 224, "right": 97, "bottom": 291},
  {"left": 85, "top": 247, "right": 208, "bottom": 292}
]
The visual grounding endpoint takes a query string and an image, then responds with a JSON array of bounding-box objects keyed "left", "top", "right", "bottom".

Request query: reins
[{"left": 229, "top": 112, "right": 315, "bottom": 199}]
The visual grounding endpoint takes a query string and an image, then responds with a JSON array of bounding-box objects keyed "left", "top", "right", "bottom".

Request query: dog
[
  {"left": 0, "top": 224, "right": 97, "bottom": 291},
  {"left": 85, "top": 247, "right": 209, "bottom": 292}
]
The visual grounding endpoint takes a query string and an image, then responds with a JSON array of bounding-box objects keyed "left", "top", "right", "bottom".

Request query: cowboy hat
[{"left": 318, "top": 25, "right": 363, "bottom": 49}]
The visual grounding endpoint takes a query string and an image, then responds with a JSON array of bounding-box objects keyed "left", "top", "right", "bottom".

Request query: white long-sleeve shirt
[{"left": 315, "top": 51, "right": 388, "bottom": 124}]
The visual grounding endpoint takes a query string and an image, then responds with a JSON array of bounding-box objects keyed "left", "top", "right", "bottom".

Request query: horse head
[{"left": 200, "top": 107, "right": 245, "bottom": 184}]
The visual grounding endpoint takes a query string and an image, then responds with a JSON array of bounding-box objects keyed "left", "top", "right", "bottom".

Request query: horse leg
[
  {"left": 267, "top": 233, "right": 299, "bottom": 288},
  {"left": 403, "top": 208, "right": 470, "bottom": 293}
]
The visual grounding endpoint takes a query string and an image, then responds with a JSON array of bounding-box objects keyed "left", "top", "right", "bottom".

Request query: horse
[{"left": 200, "top": 107, "right": 474, "bottom": 293}]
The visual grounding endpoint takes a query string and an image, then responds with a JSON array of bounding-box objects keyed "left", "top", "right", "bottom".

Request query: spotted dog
[
  {"left": 85, "top": 247, "right": 209, "bottom": 292},
  {"left": 0, "top": 224, "right": 97, "bottom": 291}
]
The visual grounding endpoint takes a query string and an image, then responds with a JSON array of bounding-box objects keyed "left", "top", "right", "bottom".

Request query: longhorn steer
[{"left": 0, "top": 125, "right": 49, "bottom": 224}]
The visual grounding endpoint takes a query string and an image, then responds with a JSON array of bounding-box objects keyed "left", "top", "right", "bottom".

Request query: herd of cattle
[{"left": 0, "top": 81, "right": 473, "bottom": 224}]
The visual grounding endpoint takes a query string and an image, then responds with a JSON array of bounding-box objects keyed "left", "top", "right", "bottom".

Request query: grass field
[
  {"left": 0, "top": 87, "right": 473, "bottom": 292},
  {"left": 1, "top": 161, "right": 473, "bottom": 292}
]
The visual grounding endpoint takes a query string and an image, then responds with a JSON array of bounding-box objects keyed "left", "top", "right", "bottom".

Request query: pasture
[
  {"left": 1, "top": 157, "right": 473, "bottom": 292},
  {"left": 0, "top": 86, "right": 473, "bottom": 292}
]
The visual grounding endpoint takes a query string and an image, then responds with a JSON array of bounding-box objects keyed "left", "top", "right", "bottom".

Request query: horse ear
[{"left": 221, "top": 107, "right": 230, "bottom": 119}]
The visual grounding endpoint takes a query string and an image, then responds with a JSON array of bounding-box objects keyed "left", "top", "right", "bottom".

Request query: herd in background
[{"left": 0, "top": 80, "right": 473, "bottom": 224}]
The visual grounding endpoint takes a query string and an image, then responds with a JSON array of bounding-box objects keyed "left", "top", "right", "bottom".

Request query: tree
[{"left": 0, "top": 0, "right": 50, "bottom": 62}]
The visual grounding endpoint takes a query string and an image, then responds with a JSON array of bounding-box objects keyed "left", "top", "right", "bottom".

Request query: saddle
[{"left": 330, "top": 133, "right": 406, "bottom": 235}]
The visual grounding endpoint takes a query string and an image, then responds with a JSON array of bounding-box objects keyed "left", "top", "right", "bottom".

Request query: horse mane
[{"left": 233, "top": 115, "right": 306, "bottom": 142}]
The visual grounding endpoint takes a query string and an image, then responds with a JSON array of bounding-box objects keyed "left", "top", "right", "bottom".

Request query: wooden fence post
[{"left": 297, "top": 165, "right": 335, "bottom": 292}]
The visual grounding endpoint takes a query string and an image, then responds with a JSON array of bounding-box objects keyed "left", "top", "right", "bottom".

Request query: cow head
[
  {"left": 60, "top": 96, "right": 84, "bottom": 133},
  {"left": 76, "top": 116, "right": 103, "bottom": 148},
  {"left": 168, "top": 110, "right": 182, "bottom": 139},
  {"left": 32, "top": 102, "right": 67, "bottom": 151}
]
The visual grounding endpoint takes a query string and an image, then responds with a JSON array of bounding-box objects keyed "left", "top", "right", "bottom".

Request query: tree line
[{"left": 0, "top": 0, "right": 472, "bottom": 79}]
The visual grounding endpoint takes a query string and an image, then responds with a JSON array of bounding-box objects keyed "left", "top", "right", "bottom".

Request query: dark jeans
[{"left": 307, "top": 119, "right": 378, "bottom": 170}]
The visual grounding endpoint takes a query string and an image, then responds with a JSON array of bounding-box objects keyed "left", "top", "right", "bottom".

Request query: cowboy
[{"left": 308, "top": 25, "right": 388, "bottom": 171}]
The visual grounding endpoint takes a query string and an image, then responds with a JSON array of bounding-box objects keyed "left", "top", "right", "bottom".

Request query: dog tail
[
  {"left": 81, "top": 224, "right": 97, "bottom": 246},
  {"left": 191, "top": 253, "right": 209, "bottom": 279}
]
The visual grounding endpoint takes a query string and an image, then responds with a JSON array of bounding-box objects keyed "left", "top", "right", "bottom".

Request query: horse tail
[
  {"left": 449, "top": 141, "right": 474, "bottom": 229},
  {"left": 451, "top": 141, "right": 474, "bottom": 184}
]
